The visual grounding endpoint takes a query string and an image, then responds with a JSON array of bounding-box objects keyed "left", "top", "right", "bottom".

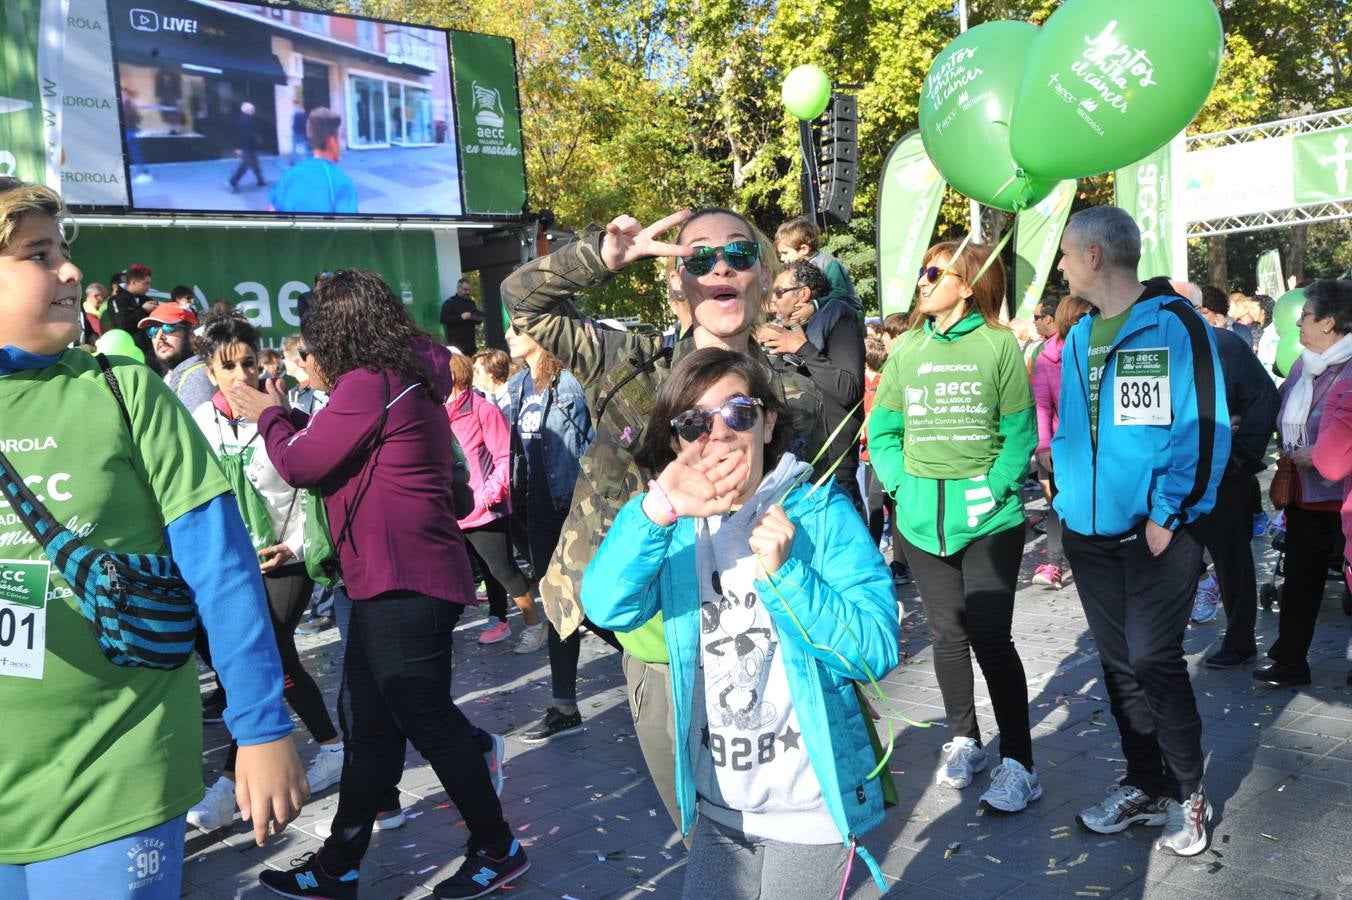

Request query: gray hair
[{"left": 1065, "top": 206, "right": 1141, "bottom": 272}]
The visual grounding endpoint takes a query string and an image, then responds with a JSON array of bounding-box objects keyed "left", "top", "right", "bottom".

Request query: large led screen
[{"left": 106, "top": 0, "right": 463, "bottom": 216}]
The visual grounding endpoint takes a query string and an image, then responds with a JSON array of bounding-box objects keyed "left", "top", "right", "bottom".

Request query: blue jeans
[{"left": 0, "top": 815, "right": 185, "bottom": 899}]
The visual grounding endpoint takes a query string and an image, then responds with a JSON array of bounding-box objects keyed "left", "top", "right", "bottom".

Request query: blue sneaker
[
  {"left": 260, "top": 850, "right": 359, "bottom": 899},
  {"left": 1252, "top": 512, "right": 1269, "bottom": 538}
]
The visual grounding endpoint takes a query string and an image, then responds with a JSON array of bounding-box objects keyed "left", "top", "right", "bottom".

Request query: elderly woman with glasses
[{"left": 1255, "top": 279, "right": 1352, "bottom": 688}]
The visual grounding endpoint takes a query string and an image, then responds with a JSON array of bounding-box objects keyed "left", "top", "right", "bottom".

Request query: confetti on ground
[
  {"left": 549, "top": 826, "right": 561, "bottom": 836},
  {"left": 649, "top": 809, "right": 657, "bottom": 817},
  {"left": 1122, "top": 864, "right": 1134, "bottom": 874},
  {"left": 1208, "top": 862, "right": 1224, "bottom": 874},
  {"left": 975, "top": 834, "right": 990, "bottom": 842},
  {"left": 957, "top": 873, "right": 983, "bottom": 884},
  {"left": 517, "top": 823, "right": 532, "bottom": 832},
  {"left": 1222, "top": 835, "right": 1230, "bottom": 844},
  {"left": 616, "top": 815, "right": 630, "bottom": 821},
  {"left": 660, "top": 851, "right": 673, "bottom": 861},
  {"left": 406, "top": 811, "right": 423, "bottom": 819},
  {"left": 1260, "top": 833, "right": 1280, "bottom": 842},
  {"left": 1051, "top": 825, "right": 1070, "bottom": 833},
  {"left": 1046, "top": 869, "right": 1068, "bottom": 876},
  {"left": 416, "top": 865, "right": 438, "bottom": 875},
  {"left": 944, "top": 842, "right": 961, "bottom": 859},
  {"left": 625, "top": 866, "right": 644, "bottom": 876},
  {"left": 984, "top": 854, "right": 1001, "bottom": 864},
  {"left": 1075, "top": 892, "right": 1102, "bottom": 897},
  {"left": 435, "top": 803, "right": 451, "bottom": 809},
  {"left": 1052, "top": 833, "right": 1069, "bottom": 839},
  {"left": 634, "top": 884, "right": 657, "bottom": 893},
  {"left": 1086, "top": 886, "right": 1110, "bottom": 891},
  {"left": 1066, "top": 852, "right": 1089, "bottom": 867},
  {"left": 401, "top": 843, "right": 416, "bottom": 849}
]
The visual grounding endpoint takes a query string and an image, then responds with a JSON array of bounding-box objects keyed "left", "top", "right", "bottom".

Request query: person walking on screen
[{"left": 270, "top": 108, "right": 357, "bottom": 214}]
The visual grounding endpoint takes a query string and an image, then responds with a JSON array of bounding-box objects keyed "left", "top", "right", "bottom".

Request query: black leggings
[
  {"left": 204, "top": 565, "right": 339, "bottom": 771},
  {"left": 900, "top": 525, "right": 1033, "bottom": 769},
  {"left": 464, "top": 518, "right": 531, "bottom": 620}
]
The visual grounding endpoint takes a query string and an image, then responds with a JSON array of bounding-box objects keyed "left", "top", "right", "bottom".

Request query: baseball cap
[{"left": 138, "top": 304, "right": 199, "bottom": 329}]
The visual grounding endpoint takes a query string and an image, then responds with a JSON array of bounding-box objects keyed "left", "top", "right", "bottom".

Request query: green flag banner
[
  {"left": 0, "top": 0, "right": 47, "bottom": 183},
  {"left": 1115, "top": 136, "right": 1177, "bottom": 280},
  {"left": 1256, "top": 248, "right": 1284, "bottom": 299},
  {"left": 451, "top": 31, "right": 527, "bottom": 216},
  {"left": 1012, "top": 179, "right": 1076, "bottom": 317},
  {"left": 72, "top": 226, "right": 442, "bottom": 344},
  {"left": 1293, "top": 126, "right": 1352, "bottom": 205},
  {"left": 876, "top": 131, "right": 945, "bottom": 316}
]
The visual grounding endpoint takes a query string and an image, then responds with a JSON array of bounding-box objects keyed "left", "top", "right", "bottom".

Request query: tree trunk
[
  {"left": 1289, "top": 225, "right": 1307, "bottom": 287},
  {"left": 1206, "top": 234, "right": 1227, "bottom": 289}
]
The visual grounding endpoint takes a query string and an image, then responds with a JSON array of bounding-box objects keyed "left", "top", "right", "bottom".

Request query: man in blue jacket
[{"left": 1051, "top": 206, "right": 1230, "bottom": 859}]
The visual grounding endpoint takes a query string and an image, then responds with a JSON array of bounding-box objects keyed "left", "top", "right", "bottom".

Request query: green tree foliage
[{"left": 339, "top": 0, "right": 1348, "bottom": 316}]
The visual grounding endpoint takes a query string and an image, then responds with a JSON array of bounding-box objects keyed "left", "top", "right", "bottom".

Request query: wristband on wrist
[{"left": 646, "top": 479, "right": 677, "bottom": 525}]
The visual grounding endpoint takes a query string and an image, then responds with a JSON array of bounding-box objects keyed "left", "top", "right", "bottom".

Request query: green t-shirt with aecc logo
[
  {"left": 0, "top": 350, "right": 231, "bottom": 863},
  {"left": 874, "top": 313, "right": 1034, "bottom": 480},
  {"left": 1086, "top": 309, "right": 1132, "bottom": 445}
]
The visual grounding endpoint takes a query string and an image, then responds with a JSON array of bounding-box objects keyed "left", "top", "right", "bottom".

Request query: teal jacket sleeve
[
  {"left": 987, "top": 407, "right": 1037, "bottom": 503},
  {"left": 755, "top": 487, "right": 899, "bottom": 682},
  {"left": 866, "top": 405, "right": 906, "bottom": 496},
  {"left": 1150, "top": 309, "right": 1231, "bottom": 530},
  {"left": 580, "top": 493, "right": 674, "bottom": 631}
]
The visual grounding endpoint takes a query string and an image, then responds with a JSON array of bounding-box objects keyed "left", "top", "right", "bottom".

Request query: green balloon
[
  {"left": 1009, "top": 0, "right": 1223, "bottom": 180},
  {"left": 95, "top": 329, "right": 145, "bottom": 364},
  {"left": 919, "top": 21, "right": 1059, "bottom": 212},
  {"left": 1275, "top": 333, "right": 1302, "bottom": 377},
  {"left": 1272, "top": 288, "right": 1305, "bottom": 335},
  {"left": 781, "top": 65, "right": 832, "bottom": 121}
]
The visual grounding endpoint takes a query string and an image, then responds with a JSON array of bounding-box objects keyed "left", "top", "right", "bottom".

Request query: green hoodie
[{"left": 868, "top": 312, "right": 1036, "bottom": 556}]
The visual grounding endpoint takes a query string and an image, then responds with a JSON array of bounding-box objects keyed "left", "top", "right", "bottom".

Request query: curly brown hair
[{"left": 302, "top": 268, "right": 433, "bottom": 392}]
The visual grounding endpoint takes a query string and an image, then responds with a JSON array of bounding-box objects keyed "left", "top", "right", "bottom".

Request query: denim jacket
[{"left": 506, "top": 367, "right": 593, "bottom": 511}]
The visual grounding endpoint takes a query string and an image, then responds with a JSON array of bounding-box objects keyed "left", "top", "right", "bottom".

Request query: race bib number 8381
[{"left": 1113, "top": 348, "right": 1171, "bottom": 427}]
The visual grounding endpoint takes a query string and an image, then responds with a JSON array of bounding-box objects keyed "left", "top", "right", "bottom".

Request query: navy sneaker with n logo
[
  {"left": 259, "top": 850, "right": 359, "bottom": 900},
  {"left": 434, "top": 839, "right": 530, "bottom": 898}
]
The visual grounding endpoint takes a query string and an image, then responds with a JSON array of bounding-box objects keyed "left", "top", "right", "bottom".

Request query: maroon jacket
[{"left": 258, "top": 357, "right": 473, "bottom": 604}]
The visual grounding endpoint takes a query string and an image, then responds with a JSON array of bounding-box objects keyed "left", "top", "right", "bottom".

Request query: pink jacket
[
  {"left": 1032, "top": 333, "right": 1065, "bottom": 454},
  {"left": 1312, "top": 377, "right": 1352, "bottom": 557},
  {"left": 446, "top": 389, "right": 512, "bottom": 530}
]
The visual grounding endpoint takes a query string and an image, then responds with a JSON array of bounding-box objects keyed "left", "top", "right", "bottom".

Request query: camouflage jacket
[{"left": 502, "top": 228, "right": 827, "bottom": 641}]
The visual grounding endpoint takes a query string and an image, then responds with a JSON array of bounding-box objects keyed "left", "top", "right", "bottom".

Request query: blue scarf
[{"left": 0, "top": 345, "right": 63, "bottom": 376}]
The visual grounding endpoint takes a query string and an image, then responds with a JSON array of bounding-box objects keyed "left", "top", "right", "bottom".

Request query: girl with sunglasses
[
  {"left": 0, "top": 182, "right": 304, "bottom": 898},
  {"left": 868, "top": 241, "right": 1041, "bottom": 812},
  {"left": 500, "top": 207, "right": 827, "bottom": 831},
  {"left": 185, "top": 311, "right": 345, "bottom": 831},
  {"left": 582, "top": 348, "right": 896, "bottom": 897}
]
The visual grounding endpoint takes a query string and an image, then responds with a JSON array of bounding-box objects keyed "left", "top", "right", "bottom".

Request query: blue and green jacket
[
  {"left": 1051, "top": 279, "right": 1230, "bottom": 536},
  {"left": 581, "top": 473, "right": 897, "bottom": 890}
]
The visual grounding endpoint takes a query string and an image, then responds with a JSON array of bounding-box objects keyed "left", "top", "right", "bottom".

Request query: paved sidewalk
[{"left": 185, "top": 509, "right": 1352, "bottom": 899}]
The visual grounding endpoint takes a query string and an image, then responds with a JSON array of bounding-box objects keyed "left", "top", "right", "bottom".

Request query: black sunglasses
[
  {"left": 680, "top": 241, "right": 761, "bottom": 277},
  {"left": 772, "top": 284, "right": 805, "bottom": 297},
  {"left": 670, "top": 394, "right": 763, "bottom": 442}
]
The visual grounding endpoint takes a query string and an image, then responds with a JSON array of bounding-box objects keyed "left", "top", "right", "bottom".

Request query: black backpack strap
[{"left": 95, "top": 354, "right": 134, "bottom": 434}]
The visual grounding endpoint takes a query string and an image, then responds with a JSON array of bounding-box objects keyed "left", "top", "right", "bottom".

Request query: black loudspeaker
[{"left": 819, "top": 94, "right": 857, "bottom": 226}]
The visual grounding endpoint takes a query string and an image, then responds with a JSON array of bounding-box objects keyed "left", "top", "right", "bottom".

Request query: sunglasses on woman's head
[
  {"left": 145, "top": 323, "right": 189, "bottom": 338},
  {"left": 670, "top": 394, "right": 763, "bottom": 442},
  {"left": 679, "top": 241, "right": 761, "bottom": 276}
]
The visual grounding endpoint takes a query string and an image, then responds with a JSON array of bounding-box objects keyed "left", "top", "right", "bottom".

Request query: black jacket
[{"left": 1213, "top": 326, "right": 1279, "bottom": 480}]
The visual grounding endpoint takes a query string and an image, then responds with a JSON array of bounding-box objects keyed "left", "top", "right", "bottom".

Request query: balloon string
[
  {"left": 778, "top": 400, "right": 866, "bottom": 511},
  {"left": 967, "top": 224, "right": 1017, "bottom": 287}
]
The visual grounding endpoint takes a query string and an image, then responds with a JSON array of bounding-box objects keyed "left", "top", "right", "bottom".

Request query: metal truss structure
[{"left": 1184, "top": 107, "right": 1352, "bottom": 237}]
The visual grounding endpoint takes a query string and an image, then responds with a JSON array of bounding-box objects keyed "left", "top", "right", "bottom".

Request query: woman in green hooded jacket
[{"left": 868, "top": 240, "right": 1040, "bottom": 813}]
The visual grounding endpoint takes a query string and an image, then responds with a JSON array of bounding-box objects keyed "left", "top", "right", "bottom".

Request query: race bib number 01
[
  {"left": 0, "top": 559, "right": 50, "bottom": 680},
  {"left": 1113, "top": 348, "right": 1171, "bottom": 427}
]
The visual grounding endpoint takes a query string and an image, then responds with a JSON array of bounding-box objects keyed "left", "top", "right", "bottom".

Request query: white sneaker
[
  {"left": 1155, "top": 789, "right": 1212, "bottom": 856},
  {"left": 305, "top": 745, "right": 344, "bottom": 794},
  {"left": 1191, "top": 575, "right": 1221, "bottom": 624},
  {"left": 979, "top": 758, "right": 1042, "bottom": 812},
  {"left": 187, "top": 776, "right": 236, "bottom": 830},
  {"left": 935, "top": 737, "right": 988, "bottom": 788},
  {"left": 315, "top": 807, "right": 406, "bottom": 838},
  {"left": 513, "top": 623, "right": 546, "bottom": 654}
]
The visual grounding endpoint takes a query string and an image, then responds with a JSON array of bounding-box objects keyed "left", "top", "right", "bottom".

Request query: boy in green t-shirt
[{"left": 0, "top": 181, "right": 305, "bottom": 893}]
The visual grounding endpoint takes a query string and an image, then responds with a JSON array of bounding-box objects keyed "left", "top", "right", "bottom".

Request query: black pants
[
  {"left": 1193, "top": 474, "right": 1260, "bottom": 658},
  {"left": 1268, "top": 505, "right": 1344, "bottom": 666},
  {"left": 464, "top": 518, "right": 531, "bottom": 621},
  {"left": 862, "top": 463, "right": 887, "bottom": 546},
  {"left": 325, "top": 592, "right": 510, "bottom": 869},
  {"left": 1064, "top": 524, "right": 1205, "bottom": 801},
  {"left": 547, "top": 618, "right": 622, "bottom": 705},
  {"left": 900, "top": 525, "right": 1033, "bottom": 769},
  {"left": 229, "top": 149, "right": 264, "bottom": 187},
  {"left": 201, "top": 566, "right": 338, "bottom": 771}
]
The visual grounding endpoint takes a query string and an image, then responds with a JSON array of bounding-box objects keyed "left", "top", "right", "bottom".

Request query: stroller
[{"left": 1259, "top": 511, "right": 1352, "bottom": 614}]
